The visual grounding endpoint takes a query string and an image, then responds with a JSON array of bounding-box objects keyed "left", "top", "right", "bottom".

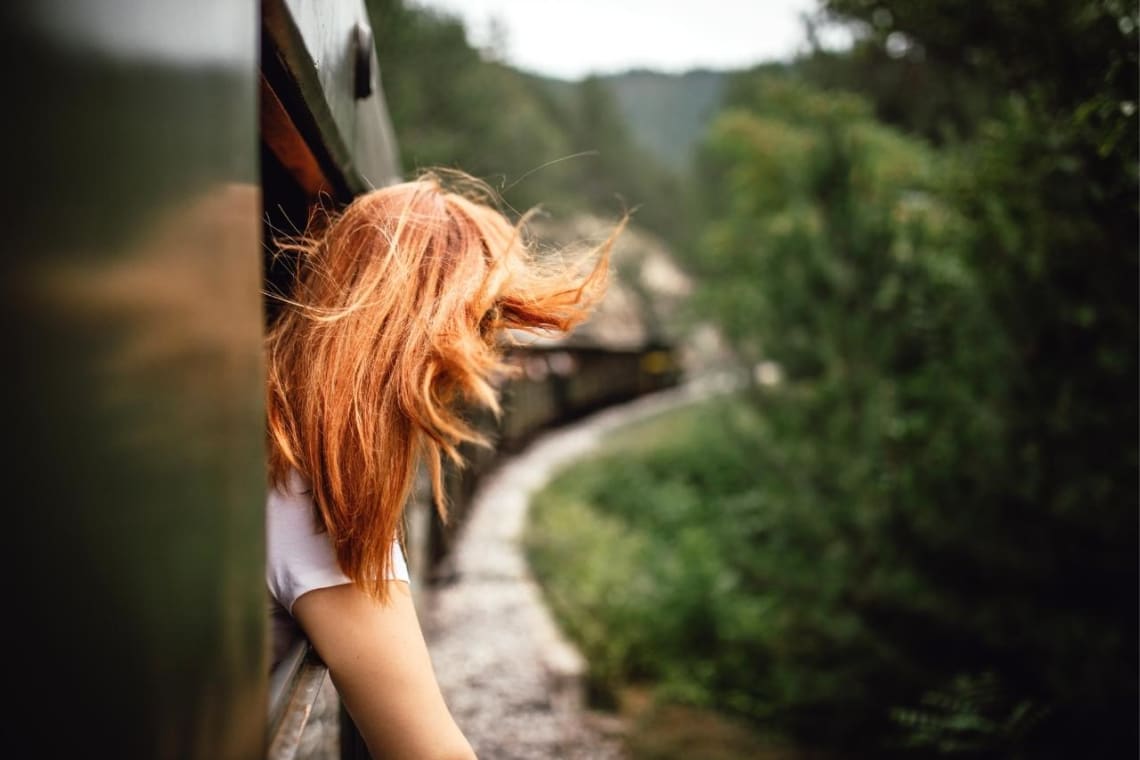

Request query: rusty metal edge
[
  {"left": 267, "top": 641, "right": 330, "bottom": 760},
  {"left": 261, "top": 0, "right": 364, "bottom": 198}
]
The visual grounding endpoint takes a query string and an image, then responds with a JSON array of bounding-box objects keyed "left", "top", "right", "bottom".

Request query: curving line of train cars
[{"left": 422, "top": 340, "right": 681, "bottom": 574}]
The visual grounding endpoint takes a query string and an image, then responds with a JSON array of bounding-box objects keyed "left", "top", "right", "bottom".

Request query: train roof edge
[{"left": 261, "top": 0, "right": 402, "bottom": 202}]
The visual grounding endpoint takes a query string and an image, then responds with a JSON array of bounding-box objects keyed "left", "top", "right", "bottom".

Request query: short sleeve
[{"left": 266, "top": 470, "right": 410, "bottom": 614}]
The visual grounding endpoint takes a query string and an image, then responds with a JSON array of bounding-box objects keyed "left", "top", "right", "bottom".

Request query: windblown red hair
[{"left": 265, "top": 171, "right": 621, "bottom": 601}]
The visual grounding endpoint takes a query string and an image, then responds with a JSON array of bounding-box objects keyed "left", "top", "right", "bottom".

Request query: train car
[
  {"left": 4, "top": 1, "right": 677, "bottom": 757},
  {"left": 6, "top": 1, "right": 397, "bottom": 757}
]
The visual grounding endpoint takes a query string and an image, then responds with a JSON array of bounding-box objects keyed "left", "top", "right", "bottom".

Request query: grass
[{"left": 618, "top": 687, "right": 842, "bottom": 760}]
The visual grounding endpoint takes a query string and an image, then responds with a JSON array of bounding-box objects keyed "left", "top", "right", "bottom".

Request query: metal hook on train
[{"left": 353, "top": 22, "right": 374, "bottom": 100}]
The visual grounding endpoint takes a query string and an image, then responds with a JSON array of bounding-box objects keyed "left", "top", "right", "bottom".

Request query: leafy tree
[
  {"left": 814, "top": 2, "right": 1139, "bottom": 753},
  {"left": 682, "top": 0, "right": 1138, "bottom": 752},
  {"left": 691, "top": 77, "right": 1015, "bottom": 749}
]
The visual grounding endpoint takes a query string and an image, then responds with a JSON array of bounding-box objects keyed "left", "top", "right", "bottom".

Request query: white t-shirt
[{"left": 266, "top": 469, "right": 410, "bottom": 666}]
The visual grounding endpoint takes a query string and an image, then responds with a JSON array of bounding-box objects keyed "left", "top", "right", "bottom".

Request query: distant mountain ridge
[
  {"left": 533, "top": 68, "right": 731, "bottom": 172},
  {"left": 601, "top": 69, "right": 727, "bottom": 171}
]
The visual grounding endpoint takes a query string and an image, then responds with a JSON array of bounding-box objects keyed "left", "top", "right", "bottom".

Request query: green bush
[{"left": 526, "top": 399, "right": 909, "bottom": 746}]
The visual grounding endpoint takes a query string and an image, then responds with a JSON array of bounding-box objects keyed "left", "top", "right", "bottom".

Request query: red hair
[{"left": 265, "top": 171, "right": 622, "bottom": 600}]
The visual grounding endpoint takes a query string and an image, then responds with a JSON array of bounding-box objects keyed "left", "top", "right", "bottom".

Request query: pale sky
[{"left": 412, "top": 0, "right": 848, "bottom": 80}]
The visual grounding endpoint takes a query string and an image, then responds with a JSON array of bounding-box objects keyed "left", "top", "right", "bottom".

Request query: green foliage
[
  {"left": 811, "top": 0, "right": 1139, "bottom": 151},
  {"left": 812, "top": 1, "right": 1140, "bottom": 753},
  {"left": 796, "top": 43, "right": 997, "bottom": 145},
  {"left": 525, "top": 491, "right": 654, "bottom": 701},
  {"left": 676, "top": 2, "right": 1139, "bottom": 752},
  {"left": 820, "top": 0, "right": 1138, "bottom": 120},
  {"left": 684, "top": 79, "right": 1015, "bottom": 750},
  {"left": 890, "top": 672, "right": 1051, "bottom": 758}
]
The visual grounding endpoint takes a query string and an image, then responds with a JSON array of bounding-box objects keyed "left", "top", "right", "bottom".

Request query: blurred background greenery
[{"left": 366, "top": 0, "right": 1137, "bottom": 756}]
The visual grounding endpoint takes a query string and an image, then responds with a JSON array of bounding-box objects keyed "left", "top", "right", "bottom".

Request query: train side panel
[{"left": 4, "top": 3, "right": 267, "bottom": 758}]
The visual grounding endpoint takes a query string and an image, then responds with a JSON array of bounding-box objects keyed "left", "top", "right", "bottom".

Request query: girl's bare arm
[{"left": 292, "top": 581, "right": 476, "bottom": 760}]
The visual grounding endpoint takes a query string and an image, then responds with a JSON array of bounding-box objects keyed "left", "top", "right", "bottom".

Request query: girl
[{"left": 264, "top": 171, "right": 621, "bottom": 759}]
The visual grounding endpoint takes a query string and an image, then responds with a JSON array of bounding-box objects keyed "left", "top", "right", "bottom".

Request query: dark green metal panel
[{"left": 3, "top": 2, "right": 266, "bottom": 758}]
